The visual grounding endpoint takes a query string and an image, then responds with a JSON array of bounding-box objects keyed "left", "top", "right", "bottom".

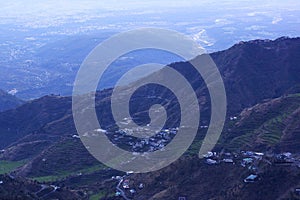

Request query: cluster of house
[
  {"left": 203, "top": 150, "right": 300, "bottom": 183},
  {"left": 112, "top": 173, "right": 144, "bottom": 199},
  {"left": 112, "top": 172, "right": 188, "bottom": 200},
  {"left": 273, "top": 152, "right": 300, "bottom": 166},
  {"left": 105, "top": 127, "right": 178, "bottom": 152},
  {"left": 70, "top": 124, "right": 180, "bottom": 153}
]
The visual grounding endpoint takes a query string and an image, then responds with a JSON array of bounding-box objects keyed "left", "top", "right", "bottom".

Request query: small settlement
[{"left": 203, "top": 150, "right": 300, "bottom": 183}]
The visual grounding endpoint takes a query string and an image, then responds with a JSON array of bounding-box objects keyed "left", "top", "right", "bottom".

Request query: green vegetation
[
  {"left": 186, "top": 140, "right": 203, "bottom": 155},
  {"left": 259, "top": 115, "right": 285, "bottom": 145},
  {"left": 227, "top": 132, "right": 254, "bottom": 150},
  {"left": 223, "top": 95, "right": 300, "bottom": 150},
  {"left": 0, "top": 160, "right": 26, "bottom": 174},
  {"left": 287, "top": 93, "right": 300, "bottom": 97},
  {"left": 89, "top": 191, "right": 106, "bottom": 200},
  {"left": 225, "top": 114, "right": 286, "bottom": 149},
  {"left": 32, "top": 164, "right": 106, "bottom": 182},
  {"left": 32, "top": 175, "right": 62, "bottom": 182}
]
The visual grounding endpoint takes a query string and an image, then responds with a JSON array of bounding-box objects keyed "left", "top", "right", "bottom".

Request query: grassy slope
[
  {"left": 0, "top": 160, "right": 27, "bottom": 174},
  {"left": 222, "top": 94, "right": 300, "bottom": 151}
]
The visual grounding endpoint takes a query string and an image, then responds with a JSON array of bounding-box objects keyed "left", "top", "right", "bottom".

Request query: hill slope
[
  {"left": 221, "top": 93, "right": 300, "bottom": 152},
  {"left": 0, "top": 37, "right": 300, "bottom": 199}
]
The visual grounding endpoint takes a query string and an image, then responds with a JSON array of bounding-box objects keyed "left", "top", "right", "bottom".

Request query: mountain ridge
[{"left": 0, "top": 36, "right": 300, "bottom": 199}]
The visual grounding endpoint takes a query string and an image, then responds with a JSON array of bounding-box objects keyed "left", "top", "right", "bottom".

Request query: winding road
[{"left": 116, "top": 178, "right": 131, "bottom": 200}]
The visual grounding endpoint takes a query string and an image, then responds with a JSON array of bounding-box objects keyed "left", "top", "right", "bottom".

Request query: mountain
[
  {"left": 3, "top": 94, "right": 299, "bottom": 200},
  {"left": 0, "top": 89, "right": 24, "bottom": 112},
  {"left": 211, "top": 37, "right": 300, "bottom": 114},
  {"left": 0, "top": 37, "right": 300, "bottom": 199},
  {"left": 0, "top": 174, "right": 87, "bottom": 199},
  {"left": 171, "top": 36, "right": 300, "bottom": 116},
  {"left": 0, "top": 95, "right": 72, "bottom": 148},
  {"left": 123, "top": 93, "right": 300, "bottom": 200}
]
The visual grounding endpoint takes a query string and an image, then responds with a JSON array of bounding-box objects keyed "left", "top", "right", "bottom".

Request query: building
[
  {"left": 203, "top": 151, "right": 214, "bottom": 158},
  {"left": 123, "top": 179, "right": 130, "bottom": 189},
  {"left": 138, "top": 183, "right": 144, "bottom": 189},
  {"left": 206, "top": 159, "right": 218, "bottom": 165},
  {"left": 115, "top": 191, "right": 121, "bottom": 196},
  {"left": 223, "top": 158, "right": 234, "bottom": 163},
  {"left": 130, "top": 189, "right": 136, "bottom": 194},
  {"left": 241, "top": 158, "right": 253, "bottom": 167},
  {"left": 244, "top": 174, "right": 258, "bottom": 183}
]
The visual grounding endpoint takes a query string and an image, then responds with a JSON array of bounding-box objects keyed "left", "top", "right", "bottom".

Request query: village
[
  {"left": 109, "top": 149, "right": 300, "bottom": 200},
  {"left": 72, "top": 116, "right": 300, "bottom": 199},
  {"left": 97, "top": 125, "right": 179, "bottom": 153},
  {"left": 203, "top": 150, "right": 300, "bottom": 183}
]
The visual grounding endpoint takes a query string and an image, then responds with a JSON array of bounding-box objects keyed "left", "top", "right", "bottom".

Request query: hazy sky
[
  {"left": 1, "top": 0, "right": 300, "bottom": 19},
  {"left": 1, "top": 0, "right": 299, "bottom": 47}
]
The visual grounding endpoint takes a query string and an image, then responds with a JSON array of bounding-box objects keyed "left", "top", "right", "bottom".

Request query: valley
[{"left": 0, "top": 37, "right": 300, "bottom": 199}]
